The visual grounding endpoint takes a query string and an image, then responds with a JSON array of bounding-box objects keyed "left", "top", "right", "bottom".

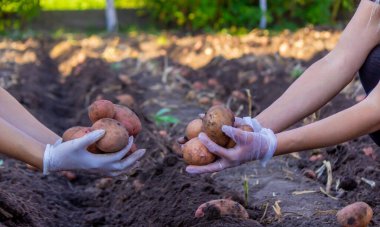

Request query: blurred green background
[{"left": 0, "top": 0, "right": 357, "bottom": 34}]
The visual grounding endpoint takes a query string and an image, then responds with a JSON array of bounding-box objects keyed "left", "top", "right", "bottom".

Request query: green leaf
[
  {"left": 156, "top": 115, "right": 179, "bottom": 124},
  {"left": 155, "top": 108, "right": 172, "bottom": 117}
]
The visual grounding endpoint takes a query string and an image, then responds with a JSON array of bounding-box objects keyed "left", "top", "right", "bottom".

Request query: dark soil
[{"left": 0, "top": 33, "right": 378, "bottom": 227}]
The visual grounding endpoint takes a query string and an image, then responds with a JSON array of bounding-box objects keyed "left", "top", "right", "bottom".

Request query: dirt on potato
[{"left": 0, "top": 31, "right": 378, "bottom": 227}]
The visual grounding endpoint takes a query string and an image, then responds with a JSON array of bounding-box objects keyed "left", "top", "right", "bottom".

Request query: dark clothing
[{"left": 359, "top": 44, "right": 380, "bottom": 146}]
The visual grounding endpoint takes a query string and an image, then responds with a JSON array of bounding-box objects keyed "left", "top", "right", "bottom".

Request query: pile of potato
[
  {"left": 62, "top": 100, "right": 141, "bottom": 154},
  {"left": 181, "top": 105, "right": 253, "bottom": 166}
]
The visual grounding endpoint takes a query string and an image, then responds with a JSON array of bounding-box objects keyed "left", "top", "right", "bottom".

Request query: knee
[{"left": 359, "top": 44, "right": 380, "bottom": 94}]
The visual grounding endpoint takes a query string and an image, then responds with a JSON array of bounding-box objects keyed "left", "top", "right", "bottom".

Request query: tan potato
[
  {"left": 185, "top": 118, "right": 203, "bottom": 140},
  {"left": 62, "top": 126, "right": 87, "bottom": 142},
  {"left": 202, "top": 105, "right": 234, "bottom": 147},
  {"left": 337, "top": 202, "right": 373, "bottom": 227},
  {"left": 70, "top": 127, "right": 93, "bottom": 139},
  {"left": 195, "top": 199, "right": 249, "bottom": 219},
  {"left": 130, "top": 143, "right": 138, "bottom": 153},
  {"left": 225, "top": 124, "right": 254, "bottom": 148},
  {"left": 113, "top": 104, "right": 142, "bottom": 136},
  {"left": 92, "top": 118, "right": 129, "bottom": 153},
  {"left": 62, "top": 126, "right": 96, "bottom": 152},
  {"left": 88, "top": 100, "right": 115, "bottom": 123},
  {"left": 182, "top": 138, "right": 215, "bottom": 165}
]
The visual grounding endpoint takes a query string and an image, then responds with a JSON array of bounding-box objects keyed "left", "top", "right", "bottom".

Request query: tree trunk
[
  {"left": 259, "top": 0, "right": 267, "bottom": 29},
  {"left": 105, "top": 0, "right": 118, "bottom": 33}
]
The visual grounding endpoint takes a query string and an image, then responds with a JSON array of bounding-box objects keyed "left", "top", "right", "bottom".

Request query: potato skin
[
  {"left": 182, "top": 138, "right": 215, "bottom": 165},
  {"left": 88, "top": 100, "right": 115, "bottom": 123},
  {"left": 225, "top": 124, "right": 254, "bottom": 148},
  {"left": 62, "top": 126, "right": 97, "bottom": 152},
  {"left": 202, "top": 105, "right": 234, "bottom": 147},
  {"left": 62, "top": 126, "right": 86, "bottom": 142},
  {"left": 113, "top": 104, "right": 142, "bottom": 136},
  {"left": 185, "top": 119, "right": 203, "bottom": 140},
  {"left": 195, "top": 199, "right": 249, "bottom": 219},
  {"left": 92, "top": 118, "right": 129, "bottom": 153},
  {"left": 130, "top": 143, "right": 138, "bottom": 153},
  {"left": 337, "top": 202, "right": 373, "bottom": 227}
]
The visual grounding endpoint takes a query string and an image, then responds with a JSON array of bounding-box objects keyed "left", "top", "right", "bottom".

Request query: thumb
[
  {"left": 251, "top": 118, "right": 262, "bottom": 132},
  {"left": 222, "top": 125, "right": 252, "bottom": 144},
  {"left": 74, "top": 129, "right": 105, "bottom": 148}
]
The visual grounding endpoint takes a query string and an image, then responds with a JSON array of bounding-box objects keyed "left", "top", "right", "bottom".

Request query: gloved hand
[
  {"left": 186, "top": 123, "right": 276, "bottom": 174},
  {"left": 43, "top": 130, "right": 146, "bottom": 176},
  {"left": 177, "top": 115, "right": 262, "bottom": 145}
]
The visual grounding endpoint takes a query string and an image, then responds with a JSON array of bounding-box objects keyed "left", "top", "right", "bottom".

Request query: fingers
[
  {"left": 75, "top": 130, "right": 105, "bottom": 147},
  {"left": 108, "top": 161, "right": 141, "bottom": 177},
  {"left": 198, "top": 133, "right": 229, "bottom": 158},
  {"left": 113, "top": 149, "right": 146, "bottom": 171},
  {"left": 222, "top": 125, "right": 252, "bottom": 144},
  {"left": 186, "top": 160, "right": 225, "bottom": 174}
]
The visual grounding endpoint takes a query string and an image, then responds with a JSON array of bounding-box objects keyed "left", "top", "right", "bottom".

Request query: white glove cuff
[
  {"left": 43, "top": 144, "right": 52, "bottom": 175},
  {"left": 260, "top": 128, "right": 277, "bottom": 167}
]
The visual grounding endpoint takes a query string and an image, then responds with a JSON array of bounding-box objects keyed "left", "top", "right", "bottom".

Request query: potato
[
  {"left": 225, "top": 124, "right": 254, "bottom": 148},
  {"left": 195, "top": 199, "right": 249, "bottom": 219},
  {"left": 88, "top": 100, "right": 115, "bottom": 123},
  {"left": 202, "top": 105, "right": 234, "bottom": 147},
  {"left": 62, "top": 126, "right": 86, "bottom": 142},
  {"left": 182, "top": 138, "right": 215, "bottom": 165},
  {"left": 185, "top": 118, "right": 203, "bottom": 140},
  {"left": 130, "top": 143, "right": 138, "bottom": 153},
  {"left": 62, "top": 126, "right": 97, "bottom": 152},
  {"left": 337, "top": 202, "right": 373, "bottom": 227},
  {"left": 113, "top": 104, "right": 142, "bottom": 136},
  {"left": 92, "top": 118, "right": 129, "bottom": 153}
]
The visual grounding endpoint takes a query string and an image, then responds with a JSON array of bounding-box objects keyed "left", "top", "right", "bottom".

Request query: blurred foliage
[
  {"left": 0, "top": 0, "right": 357, "bottom": 34},
  {"left": 0, "top": 0, "right": 40, "bottom": 32},
  {"left": 40, "top": 0, "right": 143, "bottom": 11},
  {"left": 140, "top": 0, "right": 356, "bottom": 31}
]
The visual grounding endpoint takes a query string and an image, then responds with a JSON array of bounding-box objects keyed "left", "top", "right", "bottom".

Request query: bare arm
[
  {"left": 275, "top": 81, "right": 380, "bottom": 155},
  {"left": 0, "top": 87, "right": 60, "bottom": 144},
  {"left": 0, "top": 117, "right": 45, "bottom": 169},
  {"left": 256, "top": 0, "right": 380, "bottom": 133}
]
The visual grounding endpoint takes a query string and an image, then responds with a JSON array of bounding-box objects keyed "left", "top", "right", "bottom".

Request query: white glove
[
  {"left": 43, "top": 130, "right": 145, "bottom": 177},
  {"left": 186, "top": 124, "right": 276, "bottom": 174}
]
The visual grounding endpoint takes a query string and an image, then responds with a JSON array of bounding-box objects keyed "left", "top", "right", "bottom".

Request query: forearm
[
  {"left": 275, "top": 97, "right": 380, "bottom": 156},
  {"left": 0, "top": 87, "right": 60, "bottom": 144},
  {"left": 0, "top": 117, "right": 45, "bottom": 169},
  {"left": 256, "top": 55, "right": 352, "bottom": 132},
  {"left": 257, "top": 0, "right": 380, "bottom": 132}
]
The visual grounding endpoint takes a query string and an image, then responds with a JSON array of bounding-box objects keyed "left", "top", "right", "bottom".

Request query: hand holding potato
[
  {"left": 186, "top": 119, "right": 277, "bottom": 174},
  {"left": 43, "top": 130, "right": 146, "bottom": 176}
]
